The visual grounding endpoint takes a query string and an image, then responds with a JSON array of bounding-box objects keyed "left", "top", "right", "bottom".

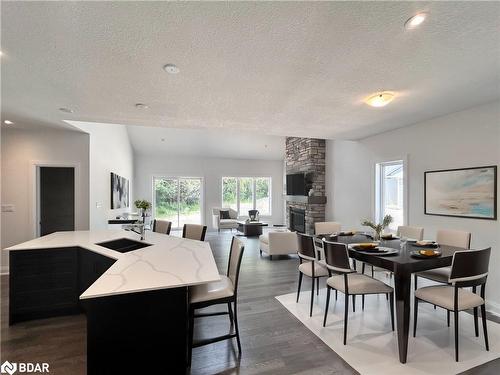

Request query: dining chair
[
  {"left": 183, "top": 224, "right": 208, "bottom": 241},
  {"left": 315, "top": 221, "right": 341, "bottom": 235},
  {"left": 296, "top": 233, "right": 328, "bottom": 317},
  {"left": 413, "top": 247, "right": 491, "bottom": 361},
  {"left": 322, "top": 239, "right": 394, "bottom": 344},
  {"left": 415, "top": 229, "right": 471, "bottom": 287},
  {"left": 152, "top": 219, "right": 172, "bottom": 235},
  {"left": 188, "top": 236, "right": 245, "bottom": 365},
  {"left": 397, "top": 225, "right": 424, "bottom": 240}
]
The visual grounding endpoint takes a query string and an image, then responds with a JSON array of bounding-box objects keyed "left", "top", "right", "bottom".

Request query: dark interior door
[{"left": 40, "top": 167, "right": 75, "bottom": 236}]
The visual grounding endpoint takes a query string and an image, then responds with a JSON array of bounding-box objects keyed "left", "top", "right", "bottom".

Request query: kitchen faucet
[{"left": 123, "top": 223, "right": 146, "bottom": 241}]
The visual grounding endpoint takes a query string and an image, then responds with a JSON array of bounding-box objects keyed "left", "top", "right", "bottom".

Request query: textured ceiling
[{"left": 1, "top": 2, "right": 499, "bottom": 139}]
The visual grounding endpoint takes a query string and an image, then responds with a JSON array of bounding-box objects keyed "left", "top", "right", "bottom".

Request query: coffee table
[{"left": 237, "top": 221, "right": 268, "bottom": 236}]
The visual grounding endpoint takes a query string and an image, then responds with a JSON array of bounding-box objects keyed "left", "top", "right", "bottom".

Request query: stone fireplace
[{"left": 285, "top": 137, "right": 327, "bottom": 234}]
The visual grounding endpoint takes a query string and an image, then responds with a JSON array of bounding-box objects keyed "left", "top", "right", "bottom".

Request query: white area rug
[{"left": 276, "top": 288, "right": 500, "bottom": 375}]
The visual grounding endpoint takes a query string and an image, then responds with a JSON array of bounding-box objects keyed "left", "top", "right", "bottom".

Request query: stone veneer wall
[{"left": 285, "top": 137, "right": 326, "bottom": 234}]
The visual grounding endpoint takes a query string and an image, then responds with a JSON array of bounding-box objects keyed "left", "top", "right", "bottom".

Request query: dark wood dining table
[{"left": 315, "top": 233, "right": 464, "bottom": 364}]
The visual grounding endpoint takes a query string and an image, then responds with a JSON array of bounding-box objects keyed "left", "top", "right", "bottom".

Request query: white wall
[
  {"left": 134, "top": 154, "right": 284, "bottom": 229},
  {"left": 1, "top": 127, "right": 90, "bottom": 273},
  {"left": 326, "top": 101, "right": 500, "bottom": 312},
  {"left": 71, "top": 122, "right": 134, "bottom": 230}
]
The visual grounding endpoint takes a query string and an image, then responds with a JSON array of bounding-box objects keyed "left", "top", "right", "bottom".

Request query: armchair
[{"left": 212, "top": 207, "right": 239, "bottom": 232}]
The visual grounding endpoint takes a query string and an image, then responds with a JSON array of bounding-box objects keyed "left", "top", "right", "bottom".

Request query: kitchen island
[{"left": 5, "top": 230, "right": 220, "bottom": 374}]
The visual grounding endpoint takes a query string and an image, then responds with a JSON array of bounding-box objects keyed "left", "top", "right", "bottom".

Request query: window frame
[
  {"left": 152, "top": 175, "right": 205, "bottom": 229},
  {"left": 221, "top": 176, "right": 272, "bottom": 216},
  {"left": 374, "top": 158, "right": 408, "bottom": 231}
]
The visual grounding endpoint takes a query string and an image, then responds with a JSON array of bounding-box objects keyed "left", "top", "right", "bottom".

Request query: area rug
[{"left": 276, "top": 289, "right": 500, "bottom": 375}]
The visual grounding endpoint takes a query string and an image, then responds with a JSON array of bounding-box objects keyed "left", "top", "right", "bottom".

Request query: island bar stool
[
  {"left": 152, "top": 219, "right": 172, "bottom": 235},
  {"left": 322, "top": 239, "right": 394, "bottom": 345},
  {"left": 296, "top": 233, "right": 328, "bottom": 317},
  {"left": 188, "top": 237, "right": 245, "bottom": 365},
  {"left": 183, "top": 224, "right": 207, "bottom": 241},
  {"left": 397, "top": 225, "right": 424, "bottom": 240},
  {"left": 414, "top": 247, "right": 491, "bottom": 361},
  {"left": 414, "top": 229, "right": 471, "bottom": 288}
]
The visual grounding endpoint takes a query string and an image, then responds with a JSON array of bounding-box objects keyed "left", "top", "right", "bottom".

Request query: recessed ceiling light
[
  {"left": 364, "top": 92, "right": 396, "bottom": 107},
  {"left": 405, "top": 12, "right": 428, "bottom": 30},
  {"left": 161, "top": 138, "right": 165, "bottom": 142},
  {"left": 135, "top": 103, "right": 149, "bottom": 109},
  {"left": 59, "top": 107, "right": 74, "bottom": 113},
  {"left": 3, "top": 120, "right": 14, "bottom": 125},
  {"left": 163, "top": 64, "right": 180, "bottom": 74}
]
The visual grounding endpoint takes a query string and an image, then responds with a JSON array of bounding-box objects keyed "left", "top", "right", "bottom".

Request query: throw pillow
[{"left": 219, "top": 210, "right": 230, "bottom": 219}]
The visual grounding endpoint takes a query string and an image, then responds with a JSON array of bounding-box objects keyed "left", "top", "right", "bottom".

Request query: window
[
  {"left": 376, "top": 161, "right": 404, "bottom": 231},
  {"left": 222, "top": 177, "right": 271, "bottom": 216},
  {"left": 153, "top": 177, "right": 203, "bottom": 229}
]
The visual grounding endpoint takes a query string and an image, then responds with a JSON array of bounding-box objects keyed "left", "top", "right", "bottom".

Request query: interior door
[{"left": 39, "top": 167, "right": 75, "bottom": 236}]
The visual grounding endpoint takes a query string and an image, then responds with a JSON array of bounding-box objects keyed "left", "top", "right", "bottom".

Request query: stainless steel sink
[{"left": 95, "top": 238, "right": 152, "bottom": 253}]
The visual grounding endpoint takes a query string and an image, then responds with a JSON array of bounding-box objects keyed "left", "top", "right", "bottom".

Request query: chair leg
[
  {"left": 474, "top": 307, "right": 479, "bottom": 337},
  {"left": 228, "top": 302, "right": 234, "bottom": 326},
  {"left": 310, "top": 276, "right": 315, "bottom": 317},
  {"left": 414, "top": 274, "right": 418, "bottom": 291},
  {"left": 362, "top": 295, "right": 365, "bottom": 311},
  {"left": 454, "top": 310, "right": 459, "bottom": 362},
  {"left": 481, "top": 304, "right": 489, "bottom": 351},
  {"left": 344, "top": 293, "right": 349, "bottom": 345},
  {"left": 389, "top": 292, "right": 394, "bottom": 331},
  {"left": 316, "top": 277, "right": 319, "bottom": 295},
  {"left": 335, "top": 289, "right": 338, "bottom": 301},
  {"left": 352, "top": 295, "right": 356, "bottom": 312},
  {"left": 296, "top": 272, "right": 303, "bottom": 303},
  {"left": 386, "top": 293, "right": 389, "bottom": 300},
  {"left": 188, "top": 307, "right": 195, "bottom": 366},
  {"left": 259, "top": 249, "right": 262, "bottom": 256},
  {"left": 234, "top": 300, "right": 242, "bottom": 354},
  {"left": 323, "top": 287, "right": 331, "bottom": 327},
  {"left": 361, "top": 263, "right": 365, "bottom": 275},
  {"left": 413, "top": 297, "right": 418, "bottom": 337},
  {"left": 270, "top": 255, "right": 273, "bottom": 261},
  {"left": 371, "top": 265, "right": 374, "bottom": 278},
  {"left": 447, "top": 310, "right": 450, "bottom": 327}
]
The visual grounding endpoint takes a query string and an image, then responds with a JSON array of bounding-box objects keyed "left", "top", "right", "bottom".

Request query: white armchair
[
  {"left": 259, "top": 230, "right": 298, "bottom": 260},
  {"left": 212, "top": 208, "right": 239, "bottom": 232}
]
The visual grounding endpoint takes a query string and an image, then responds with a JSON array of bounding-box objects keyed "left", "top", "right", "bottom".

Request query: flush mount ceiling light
[
  {"left": 3, "top": 120, "right": 14, "bottom": 125},
  {"left": 135, "top": 103, "right": 149, "bottom": 109},
  {"left": 163, "top": 64, "right": 180, "bottom": 74},
  {"left": 59, "top": 107, "right": 74, "bottom": 113},
  {"left": 405, "top": 12, "right": 429, "bottom": 30},
  {"left": 364, "top": 92, "right": 396, "bottom": 107}
]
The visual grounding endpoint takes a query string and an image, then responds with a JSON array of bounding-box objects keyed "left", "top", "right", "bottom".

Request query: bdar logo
[{"left": 0, "top": 361, "right": 17, "bottom": 375}]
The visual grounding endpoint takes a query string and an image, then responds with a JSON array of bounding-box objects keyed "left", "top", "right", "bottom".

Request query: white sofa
[
  {"left": 212, "top": 208, "right": 239, "bottom": 232},
  {"left": 259, "top": 230, "right": 298, "bottom": 260}
]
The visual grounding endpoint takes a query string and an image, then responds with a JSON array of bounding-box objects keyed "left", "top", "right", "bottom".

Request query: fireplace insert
[{"left": 289, "top": 207, "right": 306, "bottom": 233}]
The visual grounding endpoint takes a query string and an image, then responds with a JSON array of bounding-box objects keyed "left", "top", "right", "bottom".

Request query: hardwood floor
[{"left": 1, "top": 230, "right": 499, "bottom": 374}]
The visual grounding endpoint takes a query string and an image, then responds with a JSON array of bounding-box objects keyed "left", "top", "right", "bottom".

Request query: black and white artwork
[{"left": 111, "top": 172, "right": 129, "bottom": 209}]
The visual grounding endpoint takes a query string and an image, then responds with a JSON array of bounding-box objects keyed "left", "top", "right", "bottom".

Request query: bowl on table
[
  {"left": 381, "top": 233, "right": 398, "bottom": 240},
  {"left": 413, "top": 240, "right": 439, "bottom": 248},
  {"left": 352, "top": 242, "right": 379, "bottom": 252},
  {"left": 411, "top": 249, "right": 442, "bottom": 258}
]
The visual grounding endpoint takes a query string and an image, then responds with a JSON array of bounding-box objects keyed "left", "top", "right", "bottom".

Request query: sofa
[
  {"left": 212, "top": 208, "right": 239, "bottom": 232},
  {"left": 259, "top": 230, "right": 298, "bottom": 260}
]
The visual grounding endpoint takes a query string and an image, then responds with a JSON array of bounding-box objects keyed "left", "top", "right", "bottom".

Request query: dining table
[{"left": 315, "top": 233, "right": 466, "bottom": 364}]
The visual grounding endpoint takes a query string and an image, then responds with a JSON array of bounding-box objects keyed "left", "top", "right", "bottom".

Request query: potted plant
[
  {"left": 361, "top": 215, "right": 393, "bottom": 241},
  {"left": 134, "top": 199, "right": 152, "bottom": 222}
]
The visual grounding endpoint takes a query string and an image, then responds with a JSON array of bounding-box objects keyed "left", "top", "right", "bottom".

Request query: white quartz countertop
[{"left": 5, "top": 230, "right": 221, "bottom": 300}]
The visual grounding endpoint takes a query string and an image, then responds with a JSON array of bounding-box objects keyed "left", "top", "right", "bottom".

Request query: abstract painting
[
  {"left": 425, "top": 166, "right": 497, "bottom": 220},
  {"left": 111, "top": 172, "right": 129, "bottom": 209}
]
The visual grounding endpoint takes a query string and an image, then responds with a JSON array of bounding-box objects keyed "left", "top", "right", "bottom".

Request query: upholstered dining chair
[
  {"left": 296, "top": 233, "right": 328, "bottom": 317},
  {"left": 397, "top": 225, "right": 424, "bottom": 240},
  {"left": 322, "top": 239, "right": 394, "bottom": 344},
  {"left": 188, "top": 237, "right": 245, "bottom": 365},
  {"left": 152, "top": 219, "right": 172, "bottom": 235},
  {"left": 414, "top": 247, "right": 491, "bottom": 361},
  {"left": 315, "top": 221, "right": 341, "bottom": 235},
  {"left": 414, "top": 229, "right": 471, "bottom": 288},
  {"left": 183, "top": 224, "right": 207, "bottom": 241}
]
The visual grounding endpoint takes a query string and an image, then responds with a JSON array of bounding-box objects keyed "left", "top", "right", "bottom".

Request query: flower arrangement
[
  {"left": 134, "top": 199, "right": 152, "bottom": 220},
  {"left": 361, "top": 215, "right": 393, "bottom": 240}
]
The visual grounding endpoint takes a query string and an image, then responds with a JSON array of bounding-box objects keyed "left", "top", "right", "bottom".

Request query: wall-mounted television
[{"left": 286, "top": 173, "right": 307, "bottom": 196}]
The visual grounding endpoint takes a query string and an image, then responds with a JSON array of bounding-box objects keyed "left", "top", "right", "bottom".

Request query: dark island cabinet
[{"left": 9, "top": 247, "right": 116, "bottom": 325}]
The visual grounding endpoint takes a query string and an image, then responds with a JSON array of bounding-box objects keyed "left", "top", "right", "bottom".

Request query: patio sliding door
[{"left": 153, "top": 177, "right": 203, "bottom": 229}]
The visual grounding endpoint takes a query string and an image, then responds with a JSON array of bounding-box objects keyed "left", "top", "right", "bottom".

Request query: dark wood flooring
[{"left": 1, "top": 231, "right": 499, "bottom": 374}]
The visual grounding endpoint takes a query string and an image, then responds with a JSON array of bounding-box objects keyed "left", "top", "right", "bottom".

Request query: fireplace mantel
[{"left": 285, "top": 195, "right": 327, "bottom": 204}]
